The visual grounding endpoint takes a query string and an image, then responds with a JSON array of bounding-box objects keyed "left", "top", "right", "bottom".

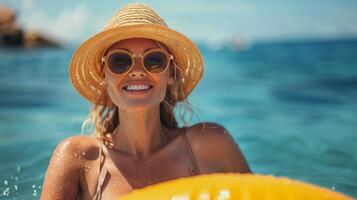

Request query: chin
[
  {"left": 109, "top": 89, "right": 166, "bottom": 110},
  {"left": 117, "top": 101, "right": 161, "bottom": 111}
]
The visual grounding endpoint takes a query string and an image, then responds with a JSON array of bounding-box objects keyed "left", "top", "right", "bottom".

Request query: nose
[{"left": 128, "top": 57, "right": 147, "bottom": 77}]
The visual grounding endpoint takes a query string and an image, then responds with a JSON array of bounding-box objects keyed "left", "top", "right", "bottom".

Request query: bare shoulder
[
  {"left": 185, "top": 122, "right": 252, "bottom": 173},
  {"left": 40, "top": 135, "right": 100, "bottom": 199},
  {"left": 54, "top": 135, "right": 100, "bottom": 158},
  {"left": 40, "top": 135, "right": 101, "bottom": 199},
  {"left": 60, "top": 134, "right": 100, "bottom": 149},
  {"left": 185, "top": 122, "right": 232, "bottom": 146}
]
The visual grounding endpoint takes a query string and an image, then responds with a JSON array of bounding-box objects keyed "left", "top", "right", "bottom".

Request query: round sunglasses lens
[
  {"left": 108, "top": 52, "right": 132, "bottom": 74},
  {"left": 144, "top": 51, "right": 168, "bottom": 73}
]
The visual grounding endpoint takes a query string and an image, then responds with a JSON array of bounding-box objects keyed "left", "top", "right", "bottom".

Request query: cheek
[
  {"left": 155, "top": 72, "right": 170, "bottom": 94},
  {"left": 104, "top": 72, "right": 123, "bottom": 104},
  {"left": 107, "top": 82, "right": 119, "bottom": 100}
]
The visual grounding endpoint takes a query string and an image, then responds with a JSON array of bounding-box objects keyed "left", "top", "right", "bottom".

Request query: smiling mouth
[{"left": 122, "top": 85, "right": 154, "bottom": 93}]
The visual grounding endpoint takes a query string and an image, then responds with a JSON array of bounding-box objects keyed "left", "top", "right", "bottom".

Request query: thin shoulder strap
[
  {"left": 93, "top": 141, "right": 109, "bottom": 200},
  {"left": 182, "top": 131, "right": 201, "bottom": 175}
]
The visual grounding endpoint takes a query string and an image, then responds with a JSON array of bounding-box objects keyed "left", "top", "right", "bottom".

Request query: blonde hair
[{"left": 80, "top": 41, "right": 200, "bottom": 138}]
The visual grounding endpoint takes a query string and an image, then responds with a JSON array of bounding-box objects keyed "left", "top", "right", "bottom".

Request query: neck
[{"left": 112, "top": 104, "right": 169, "bottom": 160}]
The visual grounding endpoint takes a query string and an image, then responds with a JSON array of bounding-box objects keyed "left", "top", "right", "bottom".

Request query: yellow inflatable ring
[{"left": 120, "top": 173, "right": 353, "bottom": 200}]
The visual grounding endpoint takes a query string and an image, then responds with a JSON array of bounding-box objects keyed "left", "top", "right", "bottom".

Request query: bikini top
[{"left": 93, "top": 131, "right": 201, "bottom": 200}]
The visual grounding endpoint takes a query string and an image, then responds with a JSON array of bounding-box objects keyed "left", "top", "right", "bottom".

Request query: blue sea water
[{"left": 0, "top": 39, "right": 357, "bottom": 199}]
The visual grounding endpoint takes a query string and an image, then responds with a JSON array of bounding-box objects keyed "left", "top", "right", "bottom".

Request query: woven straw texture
[{"left": 69, "top": 3, "right": 204, "bottom": 105}]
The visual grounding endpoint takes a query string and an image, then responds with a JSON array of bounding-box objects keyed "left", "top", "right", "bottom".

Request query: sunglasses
[{"left": 101, "top": 48, "right": 174, "bottom": 75}]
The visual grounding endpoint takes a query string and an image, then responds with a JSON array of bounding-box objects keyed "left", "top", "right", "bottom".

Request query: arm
[
  {"left": 218, "top": 127, "right": 252, "bottom": 173},
  {"left": 40, "top": 136, "right": 82, "bottom": 200},
  {"left": 196, "top": 122, "right": 252, "bottom": 173}
]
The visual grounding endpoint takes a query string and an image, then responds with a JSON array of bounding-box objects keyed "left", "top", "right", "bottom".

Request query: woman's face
[{"left": 103, "top": 38, "right": 174, "bottom": 110}]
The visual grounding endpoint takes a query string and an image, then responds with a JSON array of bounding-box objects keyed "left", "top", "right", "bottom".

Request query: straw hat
[{"left": 69, "top": 2, "right": 204, "bottom": 105}]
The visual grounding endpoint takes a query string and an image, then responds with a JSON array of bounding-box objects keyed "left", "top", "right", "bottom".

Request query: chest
[
  {"left": 80, "top": 138, "right": 200, "bottom": 200},
  {"left": 109, "top": 146, "right": 196, "bottom": 185}
]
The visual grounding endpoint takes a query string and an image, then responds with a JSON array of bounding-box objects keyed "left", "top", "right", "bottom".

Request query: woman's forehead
[{"left": 107, "top": 38, "right": 160, "bottom": 52}]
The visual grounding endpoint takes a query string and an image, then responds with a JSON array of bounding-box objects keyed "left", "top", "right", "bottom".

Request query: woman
[{"left": 40, "top": 3, "right": 251, "bottom": 200}]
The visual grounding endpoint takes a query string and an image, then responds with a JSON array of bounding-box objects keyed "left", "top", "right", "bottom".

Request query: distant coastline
[
  {"left": 193, "top": 37, "right": 357, "bottom": 52},
  {"left": 251, "top": 37, "right": 357, "bottom": 46},
  {"left": 0, "top": 5, "right": 61, "bottom": 48}
]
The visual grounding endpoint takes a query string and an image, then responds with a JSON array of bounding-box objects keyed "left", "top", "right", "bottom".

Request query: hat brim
[{"left": 69, "top": 24, "right": 204, "bottom": 105}]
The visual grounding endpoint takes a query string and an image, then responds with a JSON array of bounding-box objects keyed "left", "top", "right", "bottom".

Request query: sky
[{"left": 2, "top": 0, "right": 357, "bottom": 45}]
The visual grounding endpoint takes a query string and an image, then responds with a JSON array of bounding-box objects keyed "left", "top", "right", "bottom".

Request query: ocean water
[{"left": 0, "top": 39, "right": 357, "bottom": 199}]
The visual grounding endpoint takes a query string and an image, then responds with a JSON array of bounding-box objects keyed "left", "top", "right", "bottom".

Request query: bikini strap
[
  {"left": 182, "top": 131, "right": 201, "bottom": 175},
  {"left": 93, "top": 141, "right": 109, "bottom": 200}
]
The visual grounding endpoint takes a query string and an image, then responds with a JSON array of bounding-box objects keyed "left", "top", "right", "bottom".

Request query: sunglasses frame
[{"left": 102, "top": 48, "right": 174, "bottom": 76}]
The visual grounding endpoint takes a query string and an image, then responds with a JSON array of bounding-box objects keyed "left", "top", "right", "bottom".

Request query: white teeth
[{"left": 125, "top": 84, "right": 150, "bottom": 91}]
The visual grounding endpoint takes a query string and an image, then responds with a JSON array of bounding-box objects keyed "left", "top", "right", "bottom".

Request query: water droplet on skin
[
  {"left": 83, "top": 166, "right": 91, "bottom": 173},
  {"left": 4, "top": 180, "right": 8, "bottom": 185},
  {"left": 82, "top": 152, "right": 86, "bottom": 156},
  {"left": 74, "top": 152, "right": 78, "bottom": 158},
  {"left": 56, "top": 153, "right": 62, "bottom": 161}
]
